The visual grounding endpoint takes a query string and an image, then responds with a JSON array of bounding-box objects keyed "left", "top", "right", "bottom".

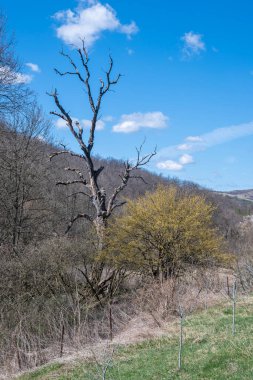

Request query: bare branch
[
  {"left": 51, "top": 48, "right": 120, "bottom": 155},
  {"left": 107, "top": 146, "right": 156, "bottom": 216},
  {"left": 94, "top": 165, "right": 104, "bottom": 179},
  {"left": 65, "top": 213, "right": 92, "bottom": 234},
  {"left": 134, "top": 139, "right": 157, "bottom": 168},
  {"left": 54, "top": 68, "right": 80, "bottom": 77},
  {"left": 77, "top": 41, "right": 96, "bottom": 113},
  {"left": 49, "top": 111, "right": 67, "bottom": 122},
  {"left": 88, "top": 55, "right": 121, "bottom": 153},
  {"left": 66, "top": 191, "right": 91, "bottom": 199},
  {"left": 48, "top": 90, "right": 72, "bottom": 127},
  {"left": 64, "top": 167, "right": 87, "bottom": 182},
  {"left": 56, "top": 180, "right": 87, "bottom": 186},
  {"left": 76, "top": 267, "right": 102, "bottom": 304},
  {"left": 110, "top": 201, "right": 127, "bottom": 212},
  {"left": 49, "top": 150, "right": 84, "bottom": 161},
  {"left": 48, "top": 89, "right": 88, "bottom": 153},
  {"left": 75, "top": 120, "right": 83, "bottom": 139},
  {"left": 102, "top": 56, "right": 121, "bottom": 96},
  {"left": 129, "top": 175, "right": 149, "bottom": 185},
  {"left": 58, "top": 49, "right": 87, "bottom": 85},
  {"left": 106, "top": 162, "right": 131, "bottom": 217}
]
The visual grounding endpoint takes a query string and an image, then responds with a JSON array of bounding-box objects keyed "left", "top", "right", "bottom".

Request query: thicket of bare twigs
[
  {"left": 0, "top": 244, "right": 236, "bottom": 375},
  {"left": 3, "top": 153, "right": 253, "bottom": 379}
]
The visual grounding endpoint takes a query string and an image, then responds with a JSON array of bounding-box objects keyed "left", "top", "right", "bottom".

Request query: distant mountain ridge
[{"left": 221, "top": 189, "right": 253, "bottom": 202}]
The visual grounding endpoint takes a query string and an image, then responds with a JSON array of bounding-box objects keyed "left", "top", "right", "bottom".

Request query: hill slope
[
  {"left": 221, "top": 189, "right": 253, "bottom": 202},
  {"left": 18, "top": 295, "right": 253, "bottom": 380}
]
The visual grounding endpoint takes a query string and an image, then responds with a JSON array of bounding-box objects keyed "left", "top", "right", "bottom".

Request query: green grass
[
  {"left": 18, "top": 363, "right": 63, "bottom": 379},
  {"left": 18, "top": 297, "right": 253, "bottom": 380}
]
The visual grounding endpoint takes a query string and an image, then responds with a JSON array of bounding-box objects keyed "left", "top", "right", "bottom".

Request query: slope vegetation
[{"left": 18, "top": 295, "right": 253, "bottom": 380}]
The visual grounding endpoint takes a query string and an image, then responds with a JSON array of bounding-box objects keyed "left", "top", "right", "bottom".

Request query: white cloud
[
  {"left": 120, "top": 22, "right": 138, "bottom": 36},
  {"left": 55, "top": 117, "right": 105, "bottom": 130},
  {"left": 186, "top": 135, "right": 203, "bottom": 142},
  {"left": 82, "top": 119, "right": 105, "bottom": 130},
  {"left": 181, "top": 31, "right": 205, "bottom": 57},
  {"left": 179, "top": 154, "right": 194, "bottom": 165},
  {"left": 157, "top": 160, "right": 183, "bottom": 171},
  {"left": 53, "top": 2, "right": 138, "bottom": 48},
  {"left": 0, "top": 66, "right": 33, "bottom": 84},
  {"left": 177, "top": 136, "right": 202, "bottom": 150},
  {"left": 157, "top": 154, "right": 194, "bottom": 172},
  {"left": 112, "top": 112, "right": 169, "bottom": 133},
  {"left": 177, "top": 143, "right": 191, "bottom": 151},
  {"left": 55, "top": 118, "right": 69, "bottom": 128},
  {"left": 197, "top": 122, "right": 253, "bottom": 149},
  {"left": 12, "top": 72, "right": 32, "bottom": 84},
  {"left": 157, "top": 121, "right": 253, "bottom": 163},
  {"left": 53, "top": 10, "right": 73, "bottom": 22},
  {"left": 96, "top": 120, "right": 105, "bottom": 130},
  {"left": 26, "top": 63, "right": 41, "bottom": 73},
  {"left": 84, "top": 0, "right": 97, "bottom": 5}
]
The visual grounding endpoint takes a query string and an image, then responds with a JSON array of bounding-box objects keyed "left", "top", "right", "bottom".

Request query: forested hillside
[
  {"left": 2, "top": 114, "right": 253, "bottom": 376},
  {"left": 1, "top": 118, "right": 252, "bottom": 250}
]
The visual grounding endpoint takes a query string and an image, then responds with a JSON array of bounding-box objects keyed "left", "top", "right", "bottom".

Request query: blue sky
[{"left": 2, "top": 0, "right": 253, "bottom": 190}]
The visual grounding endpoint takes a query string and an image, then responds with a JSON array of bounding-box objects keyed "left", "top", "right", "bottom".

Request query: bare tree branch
[
  {"left": 65, "top": 212, "right": 92, "bottom": 234},
  {"left": 107, "top": 146, "right": 156, "bottom": 216},
  {"left": 76, "top": 267, "right": 102, "bottom": 304},
  {"left": 48, "top": 90, "right": 88, "bottom": 152},
  {"left": 56, "top": 180, "right": 87, "bottom": 186},
  {"left": 129, "top": 175, "right": 149, "bottom": 185},
  {"left": 94, "top": 165, "right": 104, "bottom": 179},
  {"left": 88, "top": 55, "right": 121, "bottom": 153},
  {"left": 66, "top": 191, "right": 91, "bottom": 199},
  {"left": 57, "top": 49, "right": 87, "bottom": 86},
  {"left": 110, "top": 201, "right": 127, "bottom": 213},
  {"left": 64, "top": 167, "right": 87, "bottom": 182},
  {"left": 77, "top": 41, "right": 96, "bottom": 113},
  {"left": 49, "top": 150, "right": 84, "bottom": 161},
  {"left": 102, "top": 55, "right": 121, "bottom": 95}
]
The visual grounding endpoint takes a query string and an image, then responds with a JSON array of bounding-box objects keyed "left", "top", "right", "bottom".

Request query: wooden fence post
[
  {"left": 60, "top": 324, "right": 65, "bottom": 357},
  {"left": 232, "top": 280, "right": 237, "bottom": 336},
  {"left": 178, "top": 305, "right": 184, "bottom": 370}
]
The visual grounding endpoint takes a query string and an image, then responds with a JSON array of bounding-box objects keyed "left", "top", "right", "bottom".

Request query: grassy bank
[{"left": 18, "top": 296, "right": 253, "bottom": 380}]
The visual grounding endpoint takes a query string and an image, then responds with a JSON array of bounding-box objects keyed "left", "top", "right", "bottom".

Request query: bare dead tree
[
  {"left": 0, "top": 14, "right": 31, "bottom": 115},
  {"left": 48, "top": 41, "right": 156, "bottom": 251},
  {"left": 178, "top": 305, "right": 184, "bottom": 370},
  {"left": 0, "top": 103, "right": 50, "bottom": 251}
]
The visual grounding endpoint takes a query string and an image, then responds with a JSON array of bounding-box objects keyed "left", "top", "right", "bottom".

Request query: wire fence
[{"left": 176, "top": 279, "right": 253, "bottom": 373}]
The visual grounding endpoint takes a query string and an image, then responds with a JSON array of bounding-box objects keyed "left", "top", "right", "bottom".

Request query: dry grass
[
  {"left": 5, "top": 267, "right": 236, "bottom": 379},
  {"left": 17, "top": 293, "right": 253, "bottom": 380}
]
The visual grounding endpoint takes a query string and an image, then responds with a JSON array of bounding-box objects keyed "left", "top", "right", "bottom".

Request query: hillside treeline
[
  {"left": 0, "top": 101, "right": 253, "bottom": 375},
  {"left": 1, "top": 111, "right": 252, "bottom": 251}
]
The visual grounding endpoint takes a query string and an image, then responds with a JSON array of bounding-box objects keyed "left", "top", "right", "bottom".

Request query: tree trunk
[{"left": 94, "top": 215, "right": 106, "bottom": 252}]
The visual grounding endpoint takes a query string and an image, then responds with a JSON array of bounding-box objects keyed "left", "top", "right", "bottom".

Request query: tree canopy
[{"left": 103, "top": 185, "right": 230, "bottom": 279}]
